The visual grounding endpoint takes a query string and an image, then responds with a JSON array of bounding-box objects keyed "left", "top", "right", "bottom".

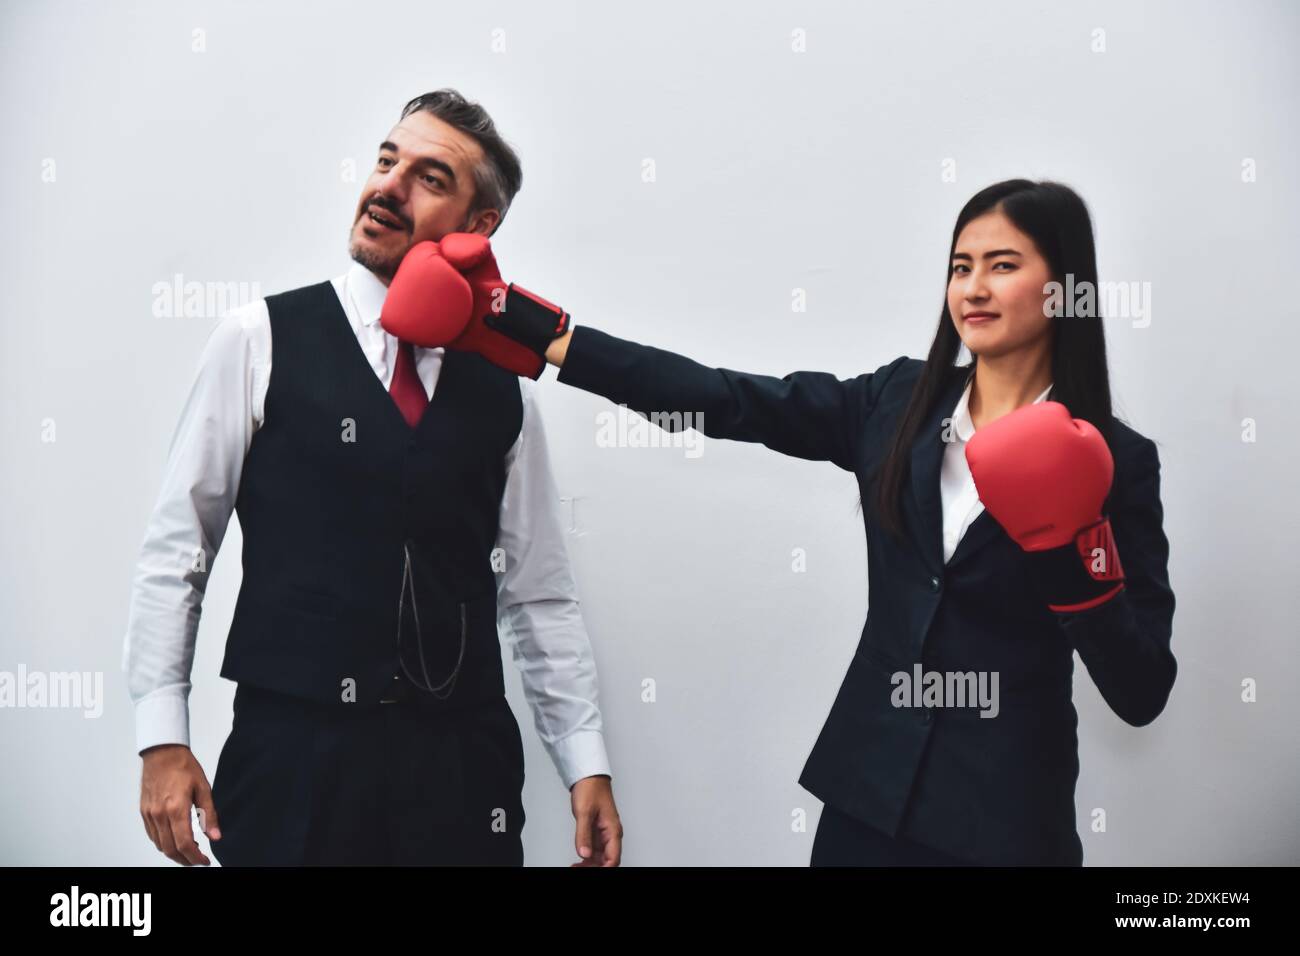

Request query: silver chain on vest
[{"left": 395, "top": 541, "right": 466, "bottom": 699}]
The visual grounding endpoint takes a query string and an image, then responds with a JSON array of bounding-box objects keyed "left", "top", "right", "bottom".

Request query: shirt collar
[
  {"left": 346, "top": 260, "right": 389, "bottom": 328},
  {"left": 952, "top": 368, "right": 1054, "bottom": 443}
]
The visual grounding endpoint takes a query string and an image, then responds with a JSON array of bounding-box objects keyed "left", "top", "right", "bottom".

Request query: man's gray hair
[{"left": 399, "top": 89, "right": 523, "bottom": 235}]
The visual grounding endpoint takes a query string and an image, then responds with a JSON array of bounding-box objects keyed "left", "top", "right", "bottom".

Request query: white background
[{"left": 1, "top": 0, "right": 1296, "bottom": 865}]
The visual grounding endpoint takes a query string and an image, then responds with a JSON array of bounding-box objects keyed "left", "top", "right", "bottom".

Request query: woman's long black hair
[{"left": 870, "top": 179, "right": 1116, "bottom": 541}]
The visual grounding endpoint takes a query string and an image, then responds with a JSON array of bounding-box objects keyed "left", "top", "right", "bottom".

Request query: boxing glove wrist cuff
[
  {"left": 484, "top": 284, "right": 570, "bottom": 358},
  {"left": 1022, "top": 517, "right": 1126, "bottom": 614}
]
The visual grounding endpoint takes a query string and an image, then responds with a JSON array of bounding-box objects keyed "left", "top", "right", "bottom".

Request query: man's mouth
[{"left": 365, "top": 208, "right": 404, "bottom": 232}]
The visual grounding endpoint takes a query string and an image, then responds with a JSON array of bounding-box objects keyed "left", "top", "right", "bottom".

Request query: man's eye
[
  {"left": 377, "top": 157, "right": 394, "bottom": 167},
  {"left": 424, "top": 175, "right": 443, "bottom": 187}
]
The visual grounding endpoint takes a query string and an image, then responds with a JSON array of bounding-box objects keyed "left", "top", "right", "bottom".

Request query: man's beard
[
  {"left": 348, "top": 212, "right": 475, "bottom": 281},
  {"left": 348, "top": 232, "right": 402, "bottom": 281}
]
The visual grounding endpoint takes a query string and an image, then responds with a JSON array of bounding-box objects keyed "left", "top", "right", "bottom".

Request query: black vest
[{"left": 220, "top": 281, "right": 523, "bottom": 708}]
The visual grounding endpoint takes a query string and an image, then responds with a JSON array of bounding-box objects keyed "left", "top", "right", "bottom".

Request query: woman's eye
[{"left": 994, "top": 261, "right": 1016, "bottom": 271}]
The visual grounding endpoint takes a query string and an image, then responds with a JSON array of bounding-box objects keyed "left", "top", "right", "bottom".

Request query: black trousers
[
  {"left": 811, "top": 804, "right": 978, "bottom": 866},
  {"left": 210, "top": 682, "right": 526, "bottom": 866}
]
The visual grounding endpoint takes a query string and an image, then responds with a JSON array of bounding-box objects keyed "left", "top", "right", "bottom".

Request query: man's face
[{"left": 348, "top": 111, "right": 500, "bottom": 283}]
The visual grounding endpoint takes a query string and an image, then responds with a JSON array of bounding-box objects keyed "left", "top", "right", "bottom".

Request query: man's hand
[
  {"left": 139, "top": 744, "right": 220, "bottom": 866},
  {"left": 569, "top": 774, "right": 622, "bottom": 867}
]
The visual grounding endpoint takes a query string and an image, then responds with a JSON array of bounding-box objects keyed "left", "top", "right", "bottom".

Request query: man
[{"left": 124, "top": 89, "right": 622, "bottom": 866}]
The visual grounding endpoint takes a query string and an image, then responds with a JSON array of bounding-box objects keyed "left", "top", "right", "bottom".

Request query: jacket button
[{"left": 929, "top": 576, "right": 941, "bottom": 593}]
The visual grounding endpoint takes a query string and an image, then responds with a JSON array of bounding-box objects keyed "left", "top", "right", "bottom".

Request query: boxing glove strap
[
  {"left": 485, "top": 284, "right": 571, "bottom": 358},
  {"left": 1022, "top": 517, "right": 1127, "bottom": 614}
]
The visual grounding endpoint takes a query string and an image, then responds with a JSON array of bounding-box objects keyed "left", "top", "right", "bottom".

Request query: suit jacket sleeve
[
  {"left": 555, "top": 325, "right": 909, "bottom": 471},
  {"left": 1058, "top": 437, "right": 1177, "bottom": 726}
]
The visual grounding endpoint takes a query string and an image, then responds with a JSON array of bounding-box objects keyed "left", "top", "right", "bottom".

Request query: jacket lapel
[
  {"left": 946, "top": 503, "right": 1003, "bottom": 569},
  {"left": 908, "top": 369, "right": 967, "bottom": 575},
  {"left": 906, "top": 365, "right": 1005, "bottom": 574}
]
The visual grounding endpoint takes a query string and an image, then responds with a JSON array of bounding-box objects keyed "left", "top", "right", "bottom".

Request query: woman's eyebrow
[{"left": 951, "top": 249, "right": 1024, "bottom": 260}]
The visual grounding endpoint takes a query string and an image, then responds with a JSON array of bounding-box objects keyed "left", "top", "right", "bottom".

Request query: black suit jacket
[{"left": 557, "top": 325, "right": 1177, "bottom": 866}]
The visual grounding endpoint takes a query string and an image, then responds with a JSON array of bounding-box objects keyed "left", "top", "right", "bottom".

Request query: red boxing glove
[
  {"left": 439, "top": 233, "right": 571, "bottom": 380},
  {"left": 965, "top": 401, "right": 1126, "bottom": 613},
  {"left": 380, "top": 241, "right": 475, "bottom": 347}
]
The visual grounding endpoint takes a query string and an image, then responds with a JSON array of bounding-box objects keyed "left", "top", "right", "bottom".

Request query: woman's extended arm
[
  {"left": 548, "top": 324, "right": 910, "bottom": 471},
  {"left": 382, "top": 235, "right": 908, "bottom": 468},
  {"left": 543, "top": 327, "right": 575, "bottom": 366}
]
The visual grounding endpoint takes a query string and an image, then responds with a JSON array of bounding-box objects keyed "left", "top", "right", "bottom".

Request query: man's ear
[{"left": 464, "top": 207, "right": 501, "bottom": 237}]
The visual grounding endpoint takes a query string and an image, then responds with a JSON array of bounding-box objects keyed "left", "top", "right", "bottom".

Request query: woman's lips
[{"left": 964, "top": 313, "right": 1000, "bottom": 325}]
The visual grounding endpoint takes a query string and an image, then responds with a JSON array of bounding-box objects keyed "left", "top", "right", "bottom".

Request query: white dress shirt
[
  {"left": 940, "top": 371, "right": 1054, "bottom": 564},
  {"left": 122, "top": 261, "right": 610, "bottom": 790}
]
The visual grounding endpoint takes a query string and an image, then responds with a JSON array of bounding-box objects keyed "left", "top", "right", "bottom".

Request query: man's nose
[{"left": 374, "top": 171, "right": 409, "bottom": 207}]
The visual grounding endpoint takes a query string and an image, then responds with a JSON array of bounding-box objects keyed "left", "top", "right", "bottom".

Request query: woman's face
[{"left": 947, "top": 209, "right": 1055, "bottom": 359}]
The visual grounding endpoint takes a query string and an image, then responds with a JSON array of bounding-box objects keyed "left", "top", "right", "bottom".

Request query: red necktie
[{"left": 389, "top": 339, "right": 428, "bottom": 428}]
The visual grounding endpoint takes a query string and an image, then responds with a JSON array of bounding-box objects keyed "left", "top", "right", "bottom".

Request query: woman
[{"left": 398, "top": 178, "right": 1177, "bottom": 866}]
